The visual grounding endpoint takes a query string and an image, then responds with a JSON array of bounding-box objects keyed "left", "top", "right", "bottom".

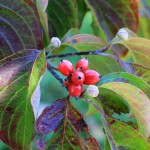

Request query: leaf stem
[{"left": 81, "top": 98, "right": 118, "bottom": 150}]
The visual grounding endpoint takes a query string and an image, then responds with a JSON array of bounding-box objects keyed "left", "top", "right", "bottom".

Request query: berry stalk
[{"left": 47, "top": 62, "right": 64, "bottom": 85}]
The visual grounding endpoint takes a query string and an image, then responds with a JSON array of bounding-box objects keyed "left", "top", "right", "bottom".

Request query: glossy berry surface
[
  {"left": 71, "top": 71, "right": 85, "bottom": 85},
  {"left": 83, "top": 70, "right": 100, "bottom": 85},
  {"left": 68, "top": 84, "right": 82, "bottom": 97},
  {"left": 76, "top": 58, "right": 88, "bottom": 71},
  {"left": 58, "top": 60, "right": 74, "bottom": 76}
]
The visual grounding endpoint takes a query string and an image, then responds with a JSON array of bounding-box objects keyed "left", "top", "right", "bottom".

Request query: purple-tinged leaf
[
  {"left": 0, "top": 0, "right": 43, "bottom": 59},
  {"left": 122, "top": 62, "right": 150, "bottom": 84},
  {"left": 85, "top": 0, "right": 139, "bottom": 41},
  {"left": 64, "top": 34, "right": 105, "bottom": 44},
  {"left": 37, "top": 139, "right": 46, "bottom": 150},
  {"left": 0, "top": 50, "right": 46, "bottom": 149},
  {"left": 141, "top": 0, "right": 150, "bottom": 18},
  {"left": 36, "top": 97, "right": 102, "bottom": 150},
  {"left": 61, "top": 28, "right": 80, "bottom": 43},
  {"left": 36, "top": 99, "right": 66, "bottom": 134},
  {"left": 112, "top": 36, "right": 150, "bottom": 67}
]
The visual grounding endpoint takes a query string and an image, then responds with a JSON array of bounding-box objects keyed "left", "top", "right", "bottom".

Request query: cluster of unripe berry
[{"left": 58, "top": 58, "right": 101, "bottom": 98}]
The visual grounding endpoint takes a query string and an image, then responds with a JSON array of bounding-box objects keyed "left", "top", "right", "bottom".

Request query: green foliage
[
  {"left": 98, "top": 72, "right": 150, "bottom": 99},
  {"left": 105, "top": 118, "right": 150, "bottom": 150},
  {"left": 84, "top": 0, "right": 139, "bottom": 41},
  {"left": 46, "top": 1, "right": 78, "bottom": 38},
  {"left": 1, "top": 0, "right": 150, "bottom": 149},
  {"left": 35, "top": 0, "right": 49, "bottom": 47},
  {"left": 53, "top": 30, "right": 121, "bottom": 75},
  {"left": 114, "top": 37, "right": 150, "bottom": 67},
  {"left": 0, "top": 50, "right": 46, "bottom": 149},
  {"left": 0, "top": 0, "right": 46, "bottom": 149},
  {"left": 102, "top": 82, "right": 150, "bottom": 138}
]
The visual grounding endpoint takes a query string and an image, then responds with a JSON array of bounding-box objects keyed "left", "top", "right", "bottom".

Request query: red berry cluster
[{"left": 58, "top": 58, "right": 100, "bottom": 98}]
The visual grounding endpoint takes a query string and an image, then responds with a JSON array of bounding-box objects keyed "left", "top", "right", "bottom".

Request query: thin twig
[
  {"left": 46, "top": 45, "right": 130, "bottom": 73},
  {"left": 81, "top": 98, "right": 118, "bottom": 150},
  {"left": 47, "top": 62, "right": 63, "bottom": 85},
  {"left": 46, "top": 45, "right": 110, "bottom": 59},
  {"left": 47, "top": 62, "right": 59, "bottom": 71}
]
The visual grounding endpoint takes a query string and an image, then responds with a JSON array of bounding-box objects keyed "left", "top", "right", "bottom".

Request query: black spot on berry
[
  {"left": 78, "top": 76, "right": 81, "bottom": 80},
  {"left": 79, "top": 67, "right": 82, "bottom": 70}
]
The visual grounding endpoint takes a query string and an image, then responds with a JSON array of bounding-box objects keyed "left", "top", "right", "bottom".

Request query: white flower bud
[
  {"left": 117, "top": 29, "right": 128, "bottom": 40},
  {"left": 86, "top": 85, "right": 99, "bottom": 97},
  {"left": 51, "top": 37, "right": 61, "bottom": 47}
]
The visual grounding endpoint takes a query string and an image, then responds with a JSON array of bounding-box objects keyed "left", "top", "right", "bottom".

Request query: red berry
[
  {"left": 63, "top": 78, "right": 71, "bottom": 86},
  {"left": 76, "top": 58, "right": 88, "bottom": 71},
  {"left": 83, "top": 70, "right": 100, "bottom": 85},
  {"left": 68, "top": 83, "right": 82, "bottom": 97},
  {"left": 71, "top": 71, "right": 85, "bottom": 85},
  {"left": 58, "top": 60, "right": 74, "bottom": 76}
]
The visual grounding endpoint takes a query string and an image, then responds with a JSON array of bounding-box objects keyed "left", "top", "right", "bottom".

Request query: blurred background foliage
[{"left": 1, "top": 0, "right": 150, "bottom": 149}]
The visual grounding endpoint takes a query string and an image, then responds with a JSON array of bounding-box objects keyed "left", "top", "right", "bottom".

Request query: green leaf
[
  {"left": 39, "top": 0, "right": 48, "bottom": 11},
  {"left": 81, "top": 98, "right": 117, "bottom": 150},
  {"left": 98, "top": 72, "right": 150, "bottom": 100},
  {"left": 85, "top": 88, "right": 129, "bottom": 117},
  {"left": 138, "top": 0, "right": 150, "bottom": 39},
  {"left": 64, "top": 33, "right": 105, "bottom": 45},
  {"left": 53, "top": 34, "right": 122, "bottom": 75},
  {"left": 99, "top": 87, "right": 130, "bottom": 115},
  {"left": 84, "top": 96, "right": 104, "bottom": 117},
  {"left": 124, "top": 62, "right": 150, "bottom": 84},
  {"left": 61, "top": 28, "right": 80, "bottom": 43},
  {"left": 113, "top": 37, "right": 150, "bottom": 67},
  {"left": 76, "top": 0, "right": 87, "bottom": 28},
  {"left": 105, "top": 118, "right": 150, "bottom": 150},
  {"left": 84, "top": 0, "right": 139, "bottom": 41},
  {"left": 80, "top": 11, "right": 107, "bottom": 41},
  {"left": 138, "top": 17, "right": 150, "bottom": 39},
  {"left": 35, "top": 0, "right": 50, "bottom": 47},
  {"left": 0, "top": 0, "right": 43, "bottom": 59},
  {"left": 36, "top": 97, "right": 102, "bottom": 150},
  {"left": 0, "top": 50, "right": 46, "bottom": 149},
  {"left": 46, "top": 0, "right": 78, "bottom": 38},
  {"left": 101, "top": 83, "right": 150, "bottom": 138}
]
